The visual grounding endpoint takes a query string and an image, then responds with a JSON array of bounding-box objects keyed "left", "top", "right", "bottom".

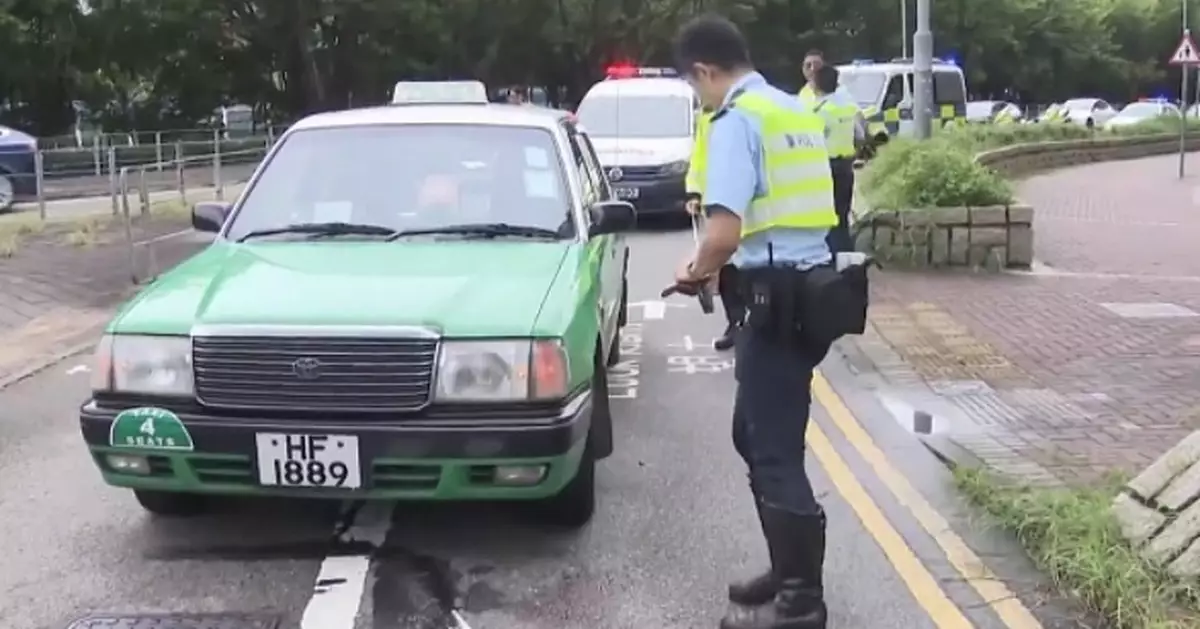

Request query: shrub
[
  {"left": 863, "top": 136, "right": 1012, "bottom": 209},
  {"left": 1109, "top": 114, "right": 1200, "bottom": 137},
  {"left": 860, "top": 116, "right": 1200, "bottom": 209}
]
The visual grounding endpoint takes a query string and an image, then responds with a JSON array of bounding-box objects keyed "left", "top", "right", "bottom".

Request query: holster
[{"left": 739, "top": 261, "right": 872, "bottom": 347}]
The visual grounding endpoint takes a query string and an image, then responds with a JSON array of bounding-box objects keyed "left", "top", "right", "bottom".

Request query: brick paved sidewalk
[
  {"left": 0, "top": 213, "right": 207, "bottom": 386},
  {"left": 853, "top": 154, "right": 1200, "bottom": 485}
]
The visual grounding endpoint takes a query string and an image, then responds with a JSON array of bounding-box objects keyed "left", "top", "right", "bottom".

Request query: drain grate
[{"left": 67, "top": 613, "right": 280, "bottom": 629}]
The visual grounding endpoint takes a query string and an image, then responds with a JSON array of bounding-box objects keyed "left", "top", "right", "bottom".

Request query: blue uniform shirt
[{"left": 703, "top": 72, "right": 833, "bottom": 270}]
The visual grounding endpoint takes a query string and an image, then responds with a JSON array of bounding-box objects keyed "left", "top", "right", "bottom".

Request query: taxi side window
[
  {"left": 576, "top": 130, "right": 611, "bottom": 201},
  {"left": 563, "top": 122, "right": 600, "bottom": 206}
]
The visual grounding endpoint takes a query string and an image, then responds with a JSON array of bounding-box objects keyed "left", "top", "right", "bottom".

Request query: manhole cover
[{"left": 67, "top": 613, "right": 280, "bottom": 629}]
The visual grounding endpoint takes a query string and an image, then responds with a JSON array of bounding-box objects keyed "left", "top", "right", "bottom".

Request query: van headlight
[
  {"left": 660, "top": 160, "right": 689, "bottom": 175},
  {"left": 92, "top": 334, "right": 193, "bottom": 396},
  {"left": 435, "top": 340, "right": 569, "bottom": 402}
]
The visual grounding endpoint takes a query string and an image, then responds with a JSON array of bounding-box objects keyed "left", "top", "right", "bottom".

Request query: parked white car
[
  {"left": 1059, "top": 98, "right": 1118, "bottom": 128},
  {"left": 1104, "top": 100, "right": 1181, "bottom": 130}
]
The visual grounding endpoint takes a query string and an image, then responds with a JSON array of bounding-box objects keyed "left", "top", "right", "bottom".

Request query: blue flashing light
[{"left": 851, "top": 59, "right": 875, "bottom": 65}]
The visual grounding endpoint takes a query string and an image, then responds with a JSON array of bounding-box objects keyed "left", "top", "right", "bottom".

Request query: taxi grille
[{"left": 192, "top": 336, "right": 437, "bottom": 412}]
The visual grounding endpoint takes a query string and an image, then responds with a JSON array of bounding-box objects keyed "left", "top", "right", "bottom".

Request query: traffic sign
[{"left": 1170, "top": 33, "right": 1200, "bottom": 65}]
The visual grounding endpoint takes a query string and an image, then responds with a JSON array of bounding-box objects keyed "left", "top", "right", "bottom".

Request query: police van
[
  {"left": 575, "top": 66, "right": 698, "bottom": 217},
  {"left": 835, "top": 58, "right": 968, "bottom": 146}
]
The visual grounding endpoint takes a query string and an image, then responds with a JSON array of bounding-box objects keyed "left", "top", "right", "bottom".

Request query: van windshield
[
  {"left": 838, "top": 72, "right": 886, "bottom": 108},
  {"left": 576, "top": 95, "right": 692, "bottom": 138}
]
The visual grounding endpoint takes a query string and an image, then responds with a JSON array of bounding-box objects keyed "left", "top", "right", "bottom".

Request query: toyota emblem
[
  {"left": 607, "top": 167, "right": 623, "bottom": 181},
  {"left": 292, "top": 357, "right": 323, "bottom": 379}
]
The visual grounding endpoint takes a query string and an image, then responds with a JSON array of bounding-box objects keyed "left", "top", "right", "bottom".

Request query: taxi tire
[
  {"left": 133, "top": 489, "right": 210, "bottom": 517},
  {"left": 607, "top": 283, "right": 626, "bottom": 368},
  {"left": 536, "top": 437, "right": 596, "bottom": 529},
  {"left": 590, "top": 348, "right": 614, "bottom": 459}
]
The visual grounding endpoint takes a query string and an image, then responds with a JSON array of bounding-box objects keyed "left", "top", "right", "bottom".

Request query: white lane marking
[
  {"left": 627, "top": 300, "right": 686, "bottom": 320},
  {"left": 65, "top": 364, "right": 90, "bottom": 375},
  {"left": 451, "top": 609, "right": 473, "bottom": 628},
  {"left": 300, "top": 501, "right": 395, "bottom": 629}
]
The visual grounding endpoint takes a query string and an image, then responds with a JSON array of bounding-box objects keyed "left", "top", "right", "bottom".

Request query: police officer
[
  {"left": 797, "top": 49, "right": 824, "bottom": 107},
  {"left": 809, "top": 64, "right": 862, "bottom": 253},
  {"left": 687, "top": 106, "right": 746, "bottom": 351},
  {"left": 671, "top": 15, "right": 837, "bottom": 629}
]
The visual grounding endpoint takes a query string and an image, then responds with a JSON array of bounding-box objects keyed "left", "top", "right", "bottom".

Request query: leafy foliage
[
  {"left": 862, "top": 117, "right": 1200, "bottom": 209},
  {"left": 0, "top": 0, "right": 1195, "bottom": 136}
]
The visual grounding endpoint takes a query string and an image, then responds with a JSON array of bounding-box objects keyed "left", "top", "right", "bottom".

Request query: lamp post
[{"left": 913, "top": 0, "right": 934, "bottom": 138}]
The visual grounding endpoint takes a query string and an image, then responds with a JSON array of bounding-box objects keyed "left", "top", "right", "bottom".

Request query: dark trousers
[
  {"left": 827, "top": 157, "right": 855, "bottom": 254},
  {"left": 731, "top": 324, "right": 829, "bottom": 515},
  {"left": 718, "top": 264, "right": 745, "bottom": 327}
]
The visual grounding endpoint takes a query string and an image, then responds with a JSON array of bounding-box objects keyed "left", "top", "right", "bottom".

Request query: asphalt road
[{"left": 0, "top": 226, "right": 1084, "bottom": 629}]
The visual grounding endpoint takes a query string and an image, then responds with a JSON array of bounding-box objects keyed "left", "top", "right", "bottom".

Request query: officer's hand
[{"left": 685, "top": 198, "right": 701, "bottom": 216}]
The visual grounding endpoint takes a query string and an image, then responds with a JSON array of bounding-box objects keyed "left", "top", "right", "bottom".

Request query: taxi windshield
[
  {"left": 576, "top": 95, "right": 692, "bottom": 138},
  {"left": 837, "top": 71, "right": 885, "bottom": 108},
  {"left": 225, "top": 124, "right": 574, "bottom": 241}
]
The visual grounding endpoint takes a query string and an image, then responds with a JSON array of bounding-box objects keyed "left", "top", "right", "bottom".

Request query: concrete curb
[{"left": 0, "top": 336, "right": 97, "bottom": 391}]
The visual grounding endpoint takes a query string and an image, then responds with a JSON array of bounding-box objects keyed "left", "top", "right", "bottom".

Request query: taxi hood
[
  {"left": 590, "top": 137, "right": 691, "bottom": 167},
  {"left": 109, "top": 241, "right": 571, "bottom": 337}
]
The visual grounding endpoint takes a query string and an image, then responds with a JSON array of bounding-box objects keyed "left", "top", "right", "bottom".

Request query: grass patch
[
  {"left": 0, "top": 202, "right": 191, "bottom": 256},
  {"left": 954, "top": 467, "right": 1200, "bottom": 628}
]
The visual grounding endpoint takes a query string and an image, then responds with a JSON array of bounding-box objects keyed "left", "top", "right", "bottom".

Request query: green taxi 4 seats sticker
[{"left": 108, "top": 407, "right": 195, "bottom": 451}]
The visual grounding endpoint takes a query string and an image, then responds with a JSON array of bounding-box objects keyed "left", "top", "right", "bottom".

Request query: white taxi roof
[
  {"left": 584, "top": 77, "right": 694, "bottom": 98},
  {"left": 288, "top": 104, "right": 566, "bottom": 132}
]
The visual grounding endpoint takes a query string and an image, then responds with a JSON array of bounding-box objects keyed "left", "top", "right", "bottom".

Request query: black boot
[
  {"left": 728, "top": 501, "right": 775, "bottom": 606},
  {"left": 714, "top": 323, "right": 738, "bottom": 351},
  {"left": 719, "top": 506, "right": 827, "bottom": 629}
]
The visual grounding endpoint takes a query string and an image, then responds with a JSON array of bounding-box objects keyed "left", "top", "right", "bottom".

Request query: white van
[{"left": 575, "top": 66, "right": 697, "bottom": 216}]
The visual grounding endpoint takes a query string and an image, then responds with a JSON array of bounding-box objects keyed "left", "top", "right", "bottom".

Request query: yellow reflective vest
[
  {"left": 686, "top": 112, "right": 712, "bottom": 194},
  {"left": 798, "top": 84, "right": 817, "bottom": 107},
  {"left": 813, "top": 92, "right": 858, "bottom": 158},
  {"left": 728, "top": 91, "right": 838, "bottom": 237}
]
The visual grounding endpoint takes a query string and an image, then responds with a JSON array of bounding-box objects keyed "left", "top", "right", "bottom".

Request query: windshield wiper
[
  {"left": 236, "top": 222, "right": 397, "bottom": 243},
  {"left": 384, "top": 223, "right": 562, "bottom": 241}
]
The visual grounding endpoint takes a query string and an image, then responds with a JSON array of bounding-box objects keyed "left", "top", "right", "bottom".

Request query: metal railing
[
  {"left": 109, "top": 143, "right": 268, "bottom": 283},
  {"left": 13, "top": 133, "right": 271, "bottom": 221},
  {"left": 36, "top": 124, "right": 291, "bottom": 151}
]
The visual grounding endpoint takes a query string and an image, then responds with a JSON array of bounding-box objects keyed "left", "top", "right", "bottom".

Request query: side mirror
[
  {"left": 589, "top": 201, "right": 636, "bottom": 236},
  {"left": 192, "top": 201, "right": 232, "bottom": 233}
]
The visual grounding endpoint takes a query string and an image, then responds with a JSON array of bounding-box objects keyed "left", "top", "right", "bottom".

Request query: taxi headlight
[
  {"left": 92, "top": 334, "right": 193, "bottom": 396},
  {"left": 435, "top": 339, "right": 569, "bottom": 402},
  {"left": 661, "top": 160, "right": 689, "bottom": 175}
]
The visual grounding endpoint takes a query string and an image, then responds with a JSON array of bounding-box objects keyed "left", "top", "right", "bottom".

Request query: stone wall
[
  {"left": 855, "top": 204, "right": 1033, "bottom": 270},
  {"left": 1113, "top": 431, "right": 1200, "bottom": 578},
  {"left": 856, "top": 132, "right": 1200, "bottom": 270}
]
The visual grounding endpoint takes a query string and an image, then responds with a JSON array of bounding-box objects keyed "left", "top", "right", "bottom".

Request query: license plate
[
  {"left": 255, "top": 433, "right": 362, "bottom": 489},
  {"left": 614, "top": 187, "right": 639, "bottom": 200}
]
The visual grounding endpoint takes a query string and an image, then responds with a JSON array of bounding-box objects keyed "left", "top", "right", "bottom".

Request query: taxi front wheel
[{"left": 134, "top": 489, "right": 211, "bottom": 517}]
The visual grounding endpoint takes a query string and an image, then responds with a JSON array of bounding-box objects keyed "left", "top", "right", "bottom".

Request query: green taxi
[{"left": 79, "top": 82, "right": 635, "bottom": 528}]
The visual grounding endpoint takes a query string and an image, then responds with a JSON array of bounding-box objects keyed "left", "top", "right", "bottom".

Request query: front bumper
[
  {"left": 609, "top": 173, "right": 687, "bottom": 215},
  {"left": 79, "top": 390, "right": 593, "bottom": 500}
]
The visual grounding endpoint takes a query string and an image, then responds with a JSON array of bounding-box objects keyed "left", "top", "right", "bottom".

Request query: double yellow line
[{"left": 808, "top": 371, "right": 1044, "bottom": 629}]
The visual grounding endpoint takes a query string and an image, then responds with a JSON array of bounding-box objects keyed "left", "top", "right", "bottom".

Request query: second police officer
[
  {"left": 808, "top": 63, "right": 863, "bottom": 254},
  {"left": 668, "top": 14, "right": 870, "bottom": 629}
]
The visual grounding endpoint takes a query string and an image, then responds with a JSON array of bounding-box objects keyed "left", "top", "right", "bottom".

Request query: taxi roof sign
[{"left": 391, "top": 80, "right": 488, "bottom": 105}]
